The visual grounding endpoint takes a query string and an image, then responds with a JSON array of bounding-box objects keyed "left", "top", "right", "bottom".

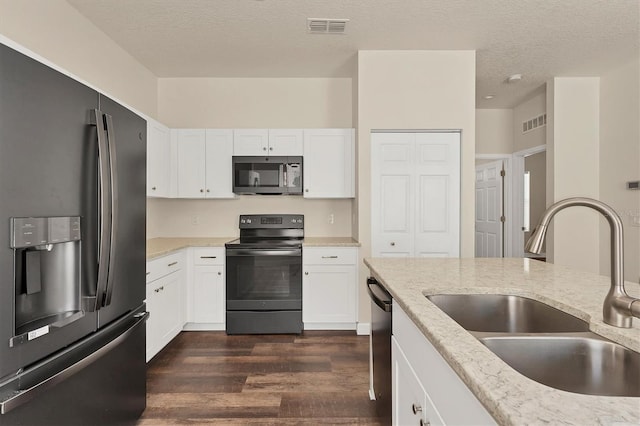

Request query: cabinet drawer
[
  {"left": 193, "top": 247, "right": 225, "bottom": 265},
  {"left": 146, "top": 251, "right": 183, "bottom": 283},
  {"left": 303, "top": 247, "right": 357, "bottom": 265}
]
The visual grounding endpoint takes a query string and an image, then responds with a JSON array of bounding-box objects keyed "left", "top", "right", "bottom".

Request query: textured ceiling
[{"left": 66, "top": 0, "right": 639, "bottom": 108}]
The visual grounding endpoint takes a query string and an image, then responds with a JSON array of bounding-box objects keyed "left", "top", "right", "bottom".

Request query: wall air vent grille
[
  {"left": 307, "top": 18, "right": 349, "bottom": 34},
  {"left": 522, "top": 113, "right": 547, "bottom": 134}
]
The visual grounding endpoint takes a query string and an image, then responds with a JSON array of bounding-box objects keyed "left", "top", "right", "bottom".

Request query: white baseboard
[
  {"left": 357, "top": 322, "right": 371, "bottom": 335},
  {"left": 303, "top": 322, "right": 356, "bottom": 331},
  {"left": 183, "top": 323, "right": 225, "bottom": 331}
]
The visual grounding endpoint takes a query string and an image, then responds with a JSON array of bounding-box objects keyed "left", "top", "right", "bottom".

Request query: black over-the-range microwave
[{"left": 232, "top": 156, "right": 303, "bottom": 195}]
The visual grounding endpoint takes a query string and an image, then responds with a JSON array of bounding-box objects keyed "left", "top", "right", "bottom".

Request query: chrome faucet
[{"left": 525, "top": 197, "right": 640, "bottom": 328}]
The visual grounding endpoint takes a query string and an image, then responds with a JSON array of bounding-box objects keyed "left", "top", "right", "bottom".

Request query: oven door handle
[{"left": 226, "top": 248, "right": 302, "bottom": 257}]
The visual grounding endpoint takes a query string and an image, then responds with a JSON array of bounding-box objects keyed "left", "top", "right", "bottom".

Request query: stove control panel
[{"left": 239, "top": 214, "right": 304, "bottom": 229}]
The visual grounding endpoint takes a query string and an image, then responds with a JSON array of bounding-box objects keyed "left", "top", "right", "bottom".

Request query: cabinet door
[
  {"left": 233, "top": 129, "right": 268, "bottom": 156},
  {"left": 176, "top": 129, "right": 206, "bottom": 198},
  {"left": 193, "top": 265, "right": 225, "bottom": 323},
  {"left": 269, "top": 129, "right": 303, "bottom": 155},
  {"left": 146, "top": 271, "right": 182, "bottom": 362},
  {"left": 303, "top": 129, "right": 354, "bottom": 198},
  {"left": 205, "top": 129, "right": 235, "bottom": 198},
  {"left": 371, "top": 133, "right": 415, "bottom": 256},
  {"left": 393, "top": 337, "right": 444, "bottom": 426},
  {"left": 146, "top": 119, "right": 171, "bottom": 197},
  {"left": 303, "top": 265, "right": 356, "bottom": 325}
]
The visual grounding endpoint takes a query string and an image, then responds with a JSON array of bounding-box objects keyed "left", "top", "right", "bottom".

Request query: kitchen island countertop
[{"left": 364, "top": 257, "right": 640, "bottom": 426}]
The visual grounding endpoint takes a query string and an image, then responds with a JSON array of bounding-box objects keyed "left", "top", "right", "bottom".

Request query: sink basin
[
  {"left": 426, "top": 294, "right": 589, "bottom": 333},
  {"left": 480, "top": 335, "right": 640, "bottom": 397}
]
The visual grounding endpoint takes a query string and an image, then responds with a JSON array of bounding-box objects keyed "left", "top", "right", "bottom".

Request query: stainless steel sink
[
  {"left": 480, "top": 335, "right": 640, "bottom": 397},
  {"left": 426, "top": 294, "right": 589, "bottom": 333}
]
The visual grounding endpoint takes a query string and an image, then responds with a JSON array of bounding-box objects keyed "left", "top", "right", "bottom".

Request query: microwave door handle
[
  {"left": 89, "top": 109, "right": 111, "bottom": 312},
  {"left": 102, "top": 113, "right": 118, "bottom": 307}
]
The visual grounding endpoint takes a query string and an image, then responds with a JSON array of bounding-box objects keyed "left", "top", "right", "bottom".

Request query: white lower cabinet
[
  {"left": 185, "top": 247, "right": 225, "bottom": 330},
  {"left": 146, "top": 251, "right": 185, "bottom": 362},
  {"left": 302, "top": 247, "right": 357, "bottom": 330},
  {"left": 392, "top": 304, "right": 496, "bottom": 425}
]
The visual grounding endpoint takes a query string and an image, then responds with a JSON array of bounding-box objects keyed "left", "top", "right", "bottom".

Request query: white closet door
[
  {"left": 474, "top": 160, "right": 503, "bottom": 257},
  {"left": 413, "top": 133, "right": 460, "bottom": 257},
  {"left": 371, "top": 133, "right": 415, "bottom": 257},
  {"left": 372, "top": 131, "right": 461, "bottom": 258}
]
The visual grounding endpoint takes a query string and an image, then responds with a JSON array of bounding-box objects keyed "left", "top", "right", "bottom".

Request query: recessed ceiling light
[
  {"left": 484, "top": 95, "right": 495, "bottom": 100},
  {"left": 507, "top": 74, "right": 523, "bottom": 83}
]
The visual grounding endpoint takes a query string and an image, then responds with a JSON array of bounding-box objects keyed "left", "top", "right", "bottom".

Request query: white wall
[
  {"left": 148, "top": 77, "right": 354, "bottom": 239},
  {"left": 357, "top": 50, "right": 476, "bottom": 322},
  {"left": 599, "top": 58, "right": 640, "bottom": 283},
  {"left": 546, "top": 77, "right": 600, "bottom": 274},
  {"left": 0, "top": 0, "right": 157, "bottom": 117},
  {"left": 476, "top": 109, "right": 513, "bottom": 154}
]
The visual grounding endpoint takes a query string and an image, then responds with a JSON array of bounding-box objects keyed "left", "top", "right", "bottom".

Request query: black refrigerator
[{"left": 0, "top": 43, "right": 147, "bottom": 425}]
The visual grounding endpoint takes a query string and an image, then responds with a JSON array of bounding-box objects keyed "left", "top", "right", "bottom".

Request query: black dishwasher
[{"left": 367, "top": 277, "right": 392, "bottom": 422}]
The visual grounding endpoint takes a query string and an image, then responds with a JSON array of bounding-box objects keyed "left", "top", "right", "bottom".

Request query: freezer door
[
  {"left": 0, "top": 43, "right": 99, "bottom": 379},
  {"left": 95, "top": 95, "right": 146, "bottom": 328}
]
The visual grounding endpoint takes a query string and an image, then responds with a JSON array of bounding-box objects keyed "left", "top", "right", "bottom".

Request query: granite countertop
[
  {"left": 364, "top": 257, "right": 640, "bottom": 426},
  {"left": 147, "top": 237, "right": 233, "bottom": 259},
  {"left": 147, "top": 236, "right": 360, "bottom": 259},
  {"left": 302, "top": 237, "right": 360, "bottom": 247}
]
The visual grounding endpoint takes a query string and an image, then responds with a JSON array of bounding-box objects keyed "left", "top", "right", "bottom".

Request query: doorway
[{"left": 511, "top": 145, "right": 547, "bottom": 258}]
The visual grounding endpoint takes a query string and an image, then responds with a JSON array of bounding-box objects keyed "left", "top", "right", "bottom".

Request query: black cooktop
[{"left": 225, "top": 214, "right": 304, "bottom": 249}]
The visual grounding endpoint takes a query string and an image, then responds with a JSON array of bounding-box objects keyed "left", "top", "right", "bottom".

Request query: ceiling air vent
[{"left": 307, "top": 18, "right": 349, "bottom": 34}]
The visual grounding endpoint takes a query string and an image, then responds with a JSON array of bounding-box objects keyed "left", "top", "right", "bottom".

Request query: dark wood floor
[{"left": 138, "top": 331, "right": 385, "bottom": 425}]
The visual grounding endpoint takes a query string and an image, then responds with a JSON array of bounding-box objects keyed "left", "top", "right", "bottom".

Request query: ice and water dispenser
[{"left": 10, "top": 216, "right": 84, "bottom": 346}]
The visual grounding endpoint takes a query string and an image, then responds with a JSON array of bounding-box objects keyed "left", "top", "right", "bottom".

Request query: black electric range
[{"left": 224, "top": 214, "right": 304, "bottom": 334}]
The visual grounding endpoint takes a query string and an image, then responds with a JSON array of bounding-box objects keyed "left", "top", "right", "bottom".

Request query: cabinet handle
[
  {"left": 269, "top": 146, "right": 273, "bottom": 151},
  {"left": 390, "top": 242, "right": 396, "bottom": 246},
  {"left": 200, "top": 256, "right": 217, "bottom": 259},
  {"left": 263, "top": 147, "right": 267, "bottom": 151},
  {"left": 305, "top": 189, "right": 309, "bottom": 193},
  {"left": 151, "top": 186, "right": 156, "bottom": 191},
  {"left": 168, "top": 261, "right": 178, "bottom": 267},
  {"left": 304, "top": 272, "right": 309, "bottom": 275},
  {"left": 321, "top": 255, "right": 338, "bottom": 259},
  {"left": 154, "top": 287, "right": 161, "bottom": 293},
  {"left": 206, "top": 189, "right": 210, "bottom": 193},
  {"left": 412, "top": 404, "right": 422, "bottom": 415},
  {"left": 218, "top": 272, "right": 222, "bottom": 276},
  {"left": 146, "top": 272, "right": 150, "bottom": 275},
  {"left": 419, "top": 420, "right": 430, "bottom": 426},
  {"left": 200, "top": 189, "right": 204, "bottom": 193}
]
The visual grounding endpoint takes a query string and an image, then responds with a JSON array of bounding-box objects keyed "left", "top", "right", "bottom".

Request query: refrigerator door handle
[
  {"left": 102, "top": 113, "right": 118, "bottom": 307},
  {"left": 90, "top": 109, "right": 112, "bottom": 311},
  {"left": 0, "top": 312, "right": 149, "bottom": 415}
]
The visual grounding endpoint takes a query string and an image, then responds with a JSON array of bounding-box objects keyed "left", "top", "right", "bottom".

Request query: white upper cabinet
[
  {"left": 268, "top": 129, "right": 304, "bottom": 155},
  {"left": 146, "top": 118, "right": 172, "bottom": 197},
  {"left": 233, "top": 129, "right": 303, "bottom": 156},
  {"left": 303, "top": 129, "right": 355, "bottom": 198},
  {"left": 176, "top": 129, "right": 235, "bottom": 198},
  {"left": 205, "top": 129, "right": 235, "bottom": 198}
]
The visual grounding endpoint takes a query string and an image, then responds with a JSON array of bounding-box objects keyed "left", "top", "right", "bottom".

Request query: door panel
[
  {"left": 177, "top": 129, "right": 206, "bottom": 197},
  {"left": 0, "top": 44, "right": 99, "bottom": 378},
  {"left": 371, "top": 133, "right": 415, "bottom": 257},
  {"left": 414, "top": 133, "right": 460, "bottom": 257},
  {"left": 475, "top": 160, "right": 504, "bottom": 258}
]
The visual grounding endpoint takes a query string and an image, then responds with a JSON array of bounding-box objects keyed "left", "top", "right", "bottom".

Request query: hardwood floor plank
[
  {"left": 279, "top": 391, "right": 379, "bottom": 419},
  {"left": 243, "top": 371, "right": 369, "bottom": 393}
]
